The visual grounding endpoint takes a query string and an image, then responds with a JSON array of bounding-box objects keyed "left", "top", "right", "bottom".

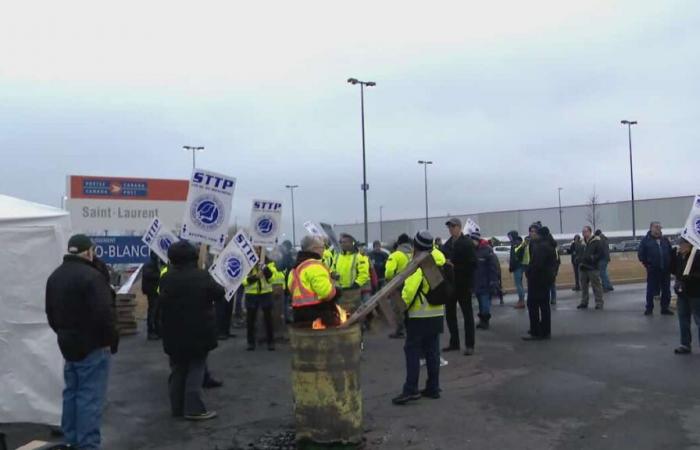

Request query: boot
[
  {"left": 476, "top": 314, "right": 486, "bottom": 330},
  {"left": 480, "top": 314, "right": 491, "bottom": 330},
  {"left": 514, "top": 299, "right": 526, "bottom": 309}
]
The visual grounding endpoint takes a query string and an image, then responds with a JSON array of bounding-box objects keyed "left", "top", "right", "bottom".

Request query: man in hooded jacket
[
  {"left": 523, "top": 226, "right": 557, "bottom": 340},
  {"left": 159, "top": 240, "right": 223, "bottom": 421}
]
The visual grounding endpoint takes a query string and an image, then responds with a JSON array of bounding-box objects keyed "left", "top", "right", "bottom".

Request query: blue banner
[{"left": 90, "top": 236, "right": 150, "bottom": 264}]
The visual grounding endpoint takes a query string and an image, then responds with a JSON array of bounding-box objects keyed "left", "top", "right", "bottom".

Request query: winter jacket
[
  {"left": 369, "top": 249, "right": 389, "bottom": 281},
  {"left": 638, "top": 232, "right": 672, "bottom": 272},
  {"left": 385, "top": 243, "right": 412, "bottom": 280},
  {"left": 508, "top": 237, "right": 524, "bottom": 273},
  {"left": 526, "top": 238, "right": 557, "bottom": 286},
  {"left": 599, "top": 234, "right": 611, "bottom": 262},
  {"left": 159, "top": 242, "right": 223, "bottom": 362},
  {"left": 473, "top": 239, "right": 500, "bottom": 295},
  {"left": 141, "top": 253, "right": 162, "bottom": 297},
  {"left": 568, "top": 240, "right": 584, "bottom": 265},
  {"left": 441, "top": 234, "right": 477, "bottom": 297},
  {"left": 578, "top": 236, "right": 604, "bottom": 271},
  {"left": 670, "top": 248, "right": 700, "bottom": 298},
  {"left": 46, "top": 255, "right": 118, "bottom": 362}
]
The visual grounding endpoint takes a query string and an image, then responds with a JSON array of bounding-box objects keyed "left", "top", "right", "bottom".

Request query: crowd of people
[{"left": 43, "top": 217, "right": 700, "bottom": 448}]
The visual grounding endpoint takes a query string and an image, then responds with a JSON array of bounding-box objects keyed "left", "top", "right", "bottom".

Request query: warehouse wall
[{"left": 334, "top": 195, "right": 695, "bottom": 244}]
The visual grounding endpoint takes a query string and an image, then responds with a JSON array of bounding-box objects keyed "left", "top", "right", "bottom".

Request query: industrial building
[{"left": 334, "top": 195, "right": 695, "bottom": 244}]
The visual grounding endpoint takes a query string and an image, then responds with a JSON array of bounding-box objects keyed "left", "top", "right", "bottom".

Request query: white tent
[{"left": 0, "top": 194, "right": 71, "bottom": 426}]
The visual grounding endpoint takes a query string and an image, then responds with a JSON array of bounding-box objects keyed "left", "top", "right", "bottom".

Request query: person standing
[
  {"left": 289, "top": 235, "right": 341, "bottom": 326},
  {"left": 638, "top": 221, "right": 674, "bottom": 315},
  {"left": 243, "top": 249, "right": 280, "bottom": 351},
  {"left": 513, "top": 226, "right": 536, "bottom": 309},
  {"left": 45, "top": 234, "right": 118, "bottom": 449},
  {"left": 549, "top": 236, "right": 561, "bottom": 306},
  {"left": 522, "top": 226, "right": 557, "bottom": 340},
  {"left": 596, "top": 230, "right": 614, "bottom": 292},
  {"left": 385, "top": 234, "right": 413, "bottom": 339},
  {"left": 369, "top": 240, "right": 389, "bottom": 291},
  {"left": 392, "top": 231, "right": 446, "bottom": 405},
  {"left": 568, "top": 235, "right": 584, "bottom": 291},
  {"left": 471, "top": 230, "right": 499, "bottom": 330},
  {"left": 441, "top": 218, "right": 477, "bottom": 355},
  {"left": 507, "top": 231, "right": 526, "bottom": 307},
  {"left": 141, "top": 252, "right": 163, "bottom": 340},
  {"left": 577, "top": 226, "right": 605, "bottom": 310},
  {"left": 159, "top": 241, "right": 222, "bottom": 421},
  {"left": 671, "top": 237, "right": 700, "bottom": 354}
]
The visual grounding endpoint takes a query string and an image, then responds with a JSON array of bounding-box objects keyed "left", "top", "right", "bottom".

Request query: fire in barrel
[{"left": 289, "top": 303, "right": 363, "bottom": 447}]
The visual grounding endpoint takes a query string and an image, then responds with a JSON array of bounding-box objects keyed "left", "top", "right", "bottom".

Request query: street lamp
[
  {"left": 557, "top": 187, "right": 563, "bottom": 234},
  {"left": 621, "top": 120, "right": 638, "bottom": 238},
  {"left": 418, "top": 160, "right": 433, "bottom": 229},
  {"left": 285, "top": 184, "right": 299, "bottom": 247},
  {"left": 183, "top": 145, "right": 204, "bottom": 170},
  {"left": 379, "top": 205, "right": 384, "bottom": 243},
  {"left": 347, "top": 77, "right": 376, "bottom": 245}
]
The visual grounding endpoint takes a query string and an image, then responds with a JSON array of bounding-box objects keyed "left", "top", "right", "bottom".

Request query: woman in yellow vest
[
  {"left": 242, "top": 248, "right": 279, "bottom": 351},
  {"left": 288, "top": 235, "right": 341, "bottom": 326},
  {"left": 386, "top": 233, "right": 413, "bottom": 338},
  {"left": 392, "top": 231, "right": 446, "bottom": 405}
]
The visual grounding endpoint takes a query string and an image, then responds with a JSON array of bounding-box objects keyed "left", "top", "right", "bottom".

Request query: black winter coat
[
  {"left": 441, "top": 234, "right": 477, "bottom": 298},
  {"left": 670, "top": 248, "right": 700, "bottom": 298},
  {"left": 509, "top": 238, "right": 524, "bottom": 272},
  {"left": 473, "top": 240, "right": 500, "bottom": 295},
  {"left": 141, "top": 254, "right": 162, "bottom": 297},
  {"left": 568, "top": 240, "right": 584, "bottom": 265},
  {"left": 159, "top": 246, "right": 224, "bottom": 362},
  {"left": 578, "top": 236, "right": 604, "bottom": 271},
  {"left": 526, "top": 238, "right": 557, "bottom": 287},
  {"left": 46, "top": 255, "right": 118, "bottom": 362}
]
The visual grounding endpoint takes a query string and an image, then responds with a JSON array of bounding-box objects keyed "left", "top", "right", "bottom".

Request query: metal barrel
[{"left": 289, "top": 323, "right": 363, "bottom": 446}]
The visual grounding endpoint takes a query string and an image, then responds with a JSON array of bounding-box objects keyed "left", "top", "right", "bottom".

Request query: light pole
[
  {"left": 347, "top": 77, "right": 376, "bottom": 245},
  {"left": 621, "top": 120, "right": 638, "bottom": 238},
  {"left": 285, "top": 184, "right": 299, "bottom": 247},
  {"left": 557, "top": 187, "right": 563, "bottom": 234},
  {"left": 379, "top": 205, "right": 384, "bottom": 243},
  {"left": 418, "top": 160, "right": 433, "bottom": 229},
  {"left": 183, "top": 145, "right": 204, "bottom": 170}
]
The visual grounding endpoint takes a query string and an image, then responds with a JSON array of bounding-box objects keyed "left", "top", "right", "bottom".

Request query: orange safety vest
[{"left": 289, "top": 259, "right": 334, "bottom": 308}]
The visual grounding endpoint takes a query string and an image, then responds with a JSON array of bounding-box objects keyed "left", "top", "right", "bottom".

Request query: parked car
[
  {"left": 619, "top": 240, "right": 641, "bottom": 252},
  {"left": 493, "top": 245, "right": 511, "bottom": 261}
]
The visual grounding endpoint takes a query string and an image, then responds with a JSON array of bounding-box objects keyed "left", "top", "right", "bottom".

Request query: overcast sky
[{"left": 1, "top": 1, "right": 698, "bottom": 239}]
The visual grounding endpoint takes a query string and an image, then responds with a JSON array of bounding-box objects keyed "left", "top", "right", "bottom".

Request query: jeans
[
  {"left": 677, "top": 295, "right": 700, "bottom": 347},
  {"left": 527, "top": 283, "right": 551, "bottom": 337},
  {"left": 513, "top": 267, "right": 525, "bottom": 301},
  {"left": 62, "top": 348, "right": 111, "bottom": 450},
  {"left": 599, "top": 260, "right": 613, "bottom": 290},
  {"left": 245, "top": 293, "right": 274, "bottom": 346},
  {"left": 476, "top": 292, "right": 491, "bottom": 316},
  {"left": 549, "top": 284, "right": 557, "bottom": 302},
  {"left": 646, "top": 269, "right": 671, "bottom": 311},
  {"left": 445, "top": 292, "right": 475, "bottom": 349},
  {"left": 169, "top": 355, "right": 207, "bottom": 416},
  {"left": 146, "top": 294, "right": 160, "bottom": 336},
  {"left": 580, "top": 268, "right": 604, "bottom": 306},
  {"left": 572, "top": 263, "right": 581, "bottom": 289},
  {"left": 403, "top": 331, "right": 440, "bottom": 395}
]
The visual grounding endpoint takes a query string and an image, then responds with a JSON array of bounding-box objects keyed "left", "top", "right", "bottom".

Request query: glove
[
  {"left": 352, "top": 282, "right": 362, "bottom": 290},
  {"left": 674, "top": 280, "right": 685, "bottom": 296},
  {"left": 247, "top": 274, "right": 259, "bottom": 284},
  {"left": 262, "top": 267, "right": 273, "bottom": 279}
]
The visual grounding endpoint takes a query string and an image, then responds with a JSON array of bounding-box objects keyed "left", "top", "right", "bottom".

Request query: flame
[
  {"left": 337, "top": 304, "right": 348, "bottom": 324},
  {"left": 312, "top": 318, "right": 326, "bottom": 330}
]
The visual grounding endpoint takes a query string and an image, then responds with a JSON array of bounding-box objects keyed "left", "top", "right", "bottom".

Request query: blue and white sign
[
  {"left": 210, "top": 230, "right": 259, "bottom": 300},
  {"left": 249, "top": 199, "right": 283, "bottom": 246},
  {"left": 90, "top": 236, "right": 150, "bottom": 264},
  {"left": 181, "top": 169, "right": 236, "bottom": 250},
  {"left": 142, "top": 217, "right": 180, "bottom": 263},
  {"left": 681, "top": 195, "right": 700, "bottom": 249}
]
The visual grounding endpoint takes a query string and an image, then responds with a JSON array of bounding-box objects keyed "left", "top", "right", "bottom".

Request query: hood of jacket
[{"left": 168, "top": 241, "right": 199, "bottom": 267}]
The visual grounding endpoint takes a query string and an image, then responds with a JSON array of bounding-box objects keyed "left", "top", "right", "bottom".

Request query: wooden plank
[
  {"left": 683, "top": 246, "right": 697, "bottom": 276},
  {"left": 343, "top": 251, "right": 436, "bottom": 327}
]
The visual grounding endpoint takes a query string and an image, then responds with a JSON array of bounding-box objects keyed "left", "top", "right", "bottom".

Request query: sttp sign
[{"left": 90, "top": 236, "right": 150, "bottom": 264}]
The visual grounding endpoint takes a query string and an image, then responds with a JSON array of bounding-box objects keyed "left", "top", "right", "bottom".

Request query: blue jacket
[
  {"left": 637, "top": 232, "right": 672, "bottom": 272},
  {"left": 473, "top": 239, "right": 500, "bottom": 295}
]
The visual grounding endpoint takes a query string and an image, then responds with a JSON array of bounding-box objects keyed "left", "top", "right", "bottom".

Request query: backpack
[{"left": 425, "top": 263, "right": 455, "bottom": 306}]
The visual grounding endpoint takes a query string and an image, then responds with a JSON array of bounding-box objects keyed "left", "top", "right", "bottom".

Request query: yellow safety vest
[
  {"left": 401, "top": 249, "right": 446, "bottom": 319},
  {"left": 332, "top": 251, "right": 370, "bottom": 289},
  {"left": 242, "top": 262, "right": 278, "bottom": 295},
  {"left": 385, "top": 249, "right": 410, "bottom": 281},
  {"left": 287, "top": 258, "right": 336, "bottom": 307}
]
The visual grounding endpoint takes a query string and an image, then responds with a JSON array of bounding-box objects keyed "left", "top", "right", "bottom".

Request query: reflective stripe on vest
[{"left": 290, "top": 259, "right": 329, "bottom": 308}]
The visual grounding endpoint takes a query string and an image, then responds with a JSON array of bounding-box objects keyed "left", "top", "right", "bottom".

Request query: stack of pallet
[{"left": 114, "top": 293, "right": 138, "bottom": 336}]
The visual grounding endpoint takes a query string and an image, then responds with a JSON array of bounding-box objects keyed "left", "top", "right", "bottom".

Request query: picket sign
[
  {"left": 209, "top": 231, "right": 259, "bottom": 301},
  {"left": 249, "top": 199, "right": 283, "bottom": 246},
  {"left": 141, "top": 217, "right": 180, "bottom": 263},
  {"left": 680, "top": 195, "right": 700, "bottom": 276}
]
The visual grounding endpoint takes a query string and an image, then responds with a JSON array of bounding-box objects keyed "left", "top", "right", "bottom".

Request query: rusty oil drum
[
  {"left": 289, "top": 323, "right": 363, "bottom": 446},
  {"left": 337, "top": 287, "right": 362, "bottom": 314}
]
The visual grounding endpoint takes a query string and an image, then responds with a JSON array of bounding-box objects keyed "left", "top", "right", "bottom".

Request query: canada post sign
[
  {"left": 67, "top": 175, "right": 189, "bottom": 233},
  {"left": 90, "top": 236, "right": 150, "bottom": 264}
]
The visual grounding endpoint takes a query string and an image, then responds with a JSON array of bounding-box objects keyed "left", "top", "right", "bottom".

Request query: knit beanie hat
[{"left": 413, "top": 230, "right": 434, "bottom": 251}]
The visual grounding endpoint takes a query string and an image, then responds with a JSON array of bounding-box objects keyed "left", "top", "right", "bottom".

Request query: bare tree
[{"left": 586, "top": 188, "right": 602, "bottom": 230}]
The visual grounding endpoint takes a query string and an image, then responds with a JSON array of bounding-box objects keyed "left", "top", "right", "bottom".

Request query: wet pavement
[{"left": 5, "top": 282, "right": 700, "bottom": 449}]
